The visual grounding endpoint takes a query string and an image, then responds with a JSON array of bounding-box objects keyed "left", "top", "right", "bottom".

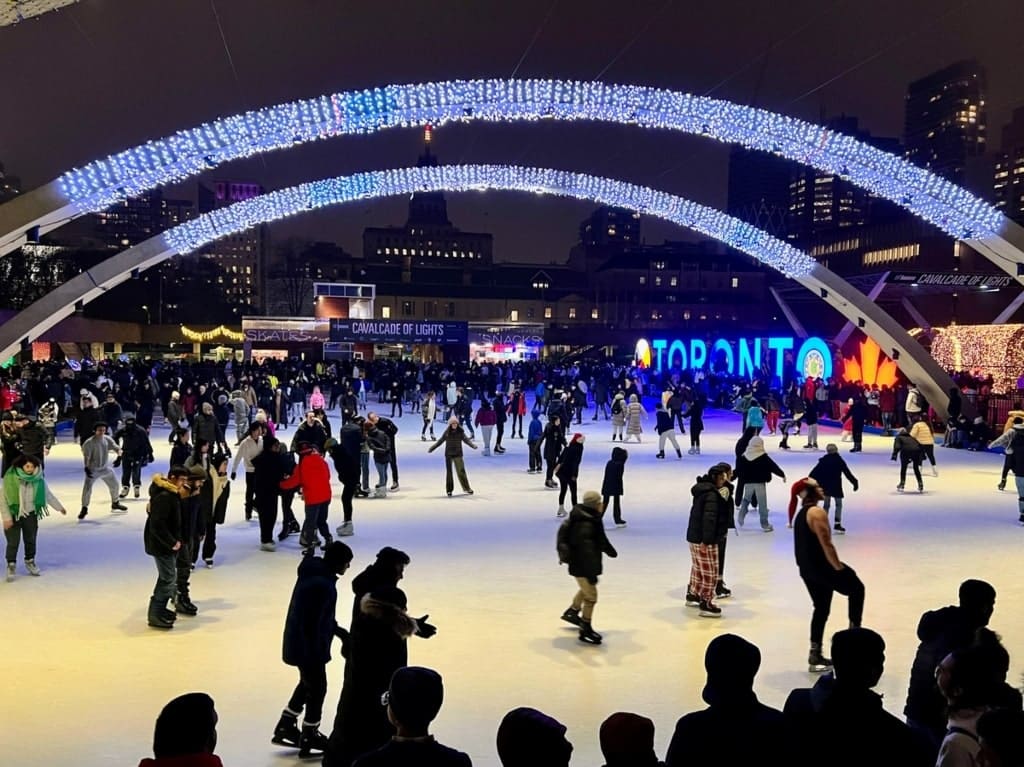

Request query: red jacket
[{"left": 280, "top": 451, "right": 332, "bottom": 505}]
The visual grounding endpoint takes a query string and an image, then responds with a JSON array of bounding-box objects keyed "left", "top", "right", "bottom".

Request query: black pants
[
  {"left": 690, "top": 426, "right": 703, "bottom": 447},
  {"left": 545, "top": 457, "right": 557, "bottom": 483},
  {"left": 852, "top": 425, "right": 863, "bottom": 448},
  {"left": 528, "top": 440, "right": 542, "bottom": 471},
  {"left": 257, "top": 494, "right": 279, "bottom": 545},
  {"left": 801, "top": 565, "right": 865, "bottom": 645},
  {"left": 495, "top": 422, "right": 505, "bottom": 448},
  {"left": 388, "top": 449, "right": 399, "bottom": 484},
  {"left": 281, "top": 488, "right": 297, "bottom": 529},
  {"left": 340, "top": 477, "right": 358, "bottom": 523},
  {"left": 511, "top": 412, "right": 523, "bottom": 435},
  {"left": 287, "top": 664, "right": 328, "bottom": 726},
  {"left": 390, "top": 400, "right": 402, "bottom": 417},
  {"left": 558, "top": 477, "right": 578, "bottom": 507},
  {"left": 191, "top": 506, "right": 217, "bottom": 563},
  {"left": 175, "top": 542, "right": 193, "bottom": 598},
  {"left": 921, "top": 444, "right": 936, "bottom": 466},
  {"left": 673, "top": 410, "right": 686, "bottom": 433},
  {"left": 1003, "top": 454, "right": 1013, "bottom": 481},
  {"left": 899, "top": 456, "right": 923, "bottom": 486},
  {"left": 121, "top": 458, "right": 143, "bottom": 488},
  {"left": 717, "top": 536, "right": 727, "bottom": 581},
  {"left": 244, "top": 472, "right": 256, "bottom": 518},
  {"left": 602, "top": 494, "right": 623, "bottom": 524}
]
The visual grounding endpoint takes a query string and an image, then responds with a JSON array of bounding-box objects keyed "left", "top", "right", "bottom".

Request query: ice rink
[{"left": 5, "top": 407, "right": 1021, "bottom": 766}]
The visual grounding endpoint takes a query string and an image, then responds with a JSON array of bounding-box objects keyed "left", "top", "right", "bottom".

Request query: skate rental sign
[
  {"left": 635, "top": 334, "right": 832, "bottom": 381},
  {"left": 330, "top": 319, "right": 468, "bottom": 344}
]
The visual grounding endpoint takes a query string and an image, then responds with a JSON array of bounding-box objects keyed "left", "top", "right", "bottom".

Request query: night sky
[{"left": 2, "top": 0, "right": 1023, "bottom": 264}]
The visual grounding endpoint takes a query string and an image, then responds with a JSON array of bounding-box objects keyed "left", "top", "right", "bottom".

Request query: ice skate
[
  {"left": 578, "top": 622, "right": 603, "bottom": 644},
  {"left": 560, "top": 607, "right": 583, "bottom": 626},
  {"left": 6, "top": 562, "right": 14, "bottom": 582},
  {"left": 24, "top": 559, "right": 40, "bottom": 576},
  {"left": 297, "top": 725, "right": 329, "bottom": 759},
  {"left": 556, "top": 505, "right": 567, "bottom": 517},
  {"left": 698, "top": 600, "right": 722, "bottom": 618},
  {"left": 808, "top": 645, "right": 833, "bottom": 673},
  {"left": 336, "top": 521, "right": 354, "bottom": 537},
  {"left": 271, "top": 715, "right": 301, "bottom": 748},
  {"left": 685, "top": 591, "right": 701, "bottom": 607}
]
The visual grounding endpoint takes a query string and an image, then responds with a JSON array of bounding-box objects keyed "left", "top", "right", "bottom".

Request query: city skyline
[{"left": 1, "top": 0, "right": 1022, "bottom": 264}]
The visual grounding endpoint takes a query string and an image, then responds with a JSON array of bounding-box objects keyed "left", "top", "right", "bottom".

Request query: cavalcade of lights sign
[{"left": 635, "top": 335, "right": 833, "bottom": 381}]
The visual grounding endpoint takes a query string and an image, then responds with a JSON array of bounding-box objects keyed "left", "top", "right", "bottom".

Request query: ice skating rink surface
[{"left": 5, "top": 409, "right": 1021, "bottom": 766}]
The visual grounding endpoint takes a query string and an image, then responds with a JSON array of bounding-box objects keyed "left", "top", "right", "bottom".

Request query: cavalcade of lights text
[{"left": 57, "top": 79, "right": 1002, "bottom": 242}]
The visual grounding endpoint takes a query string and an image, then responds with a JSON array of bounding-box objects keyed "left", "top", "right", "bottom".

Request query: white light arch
[
  {"left": 2, "top": 78, "right": 1023, "bottom": 281},
  {"left": 0, "top": 164, "right": 959, "bottom": 416}
]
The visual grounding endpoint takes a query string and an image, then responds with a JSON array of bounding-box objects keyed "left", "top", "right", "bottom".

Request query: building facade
[
  {"left": 197, "top": 180, "right": 267, "bottom": 313},
  {"left": 994, "top": 106, "right": 1024, "bottom": 225}
]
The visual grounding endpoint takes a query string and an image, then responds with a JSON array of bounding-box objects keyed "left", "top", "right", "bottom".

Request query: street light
[{"left": 141, "top": 304, "right": 150, "bottom": 324}]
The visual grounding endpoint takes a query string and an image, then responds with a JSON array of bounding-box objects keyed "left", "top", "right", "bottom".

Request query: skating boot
[
  {"left": 174, "top": 591, "right": 199, "bottom": 616},
  {"left": 808, "top": 644, "right": 833, "bottom": 673},
  {"left": 833, "top": 523, "right": 846, "bottom": 534},
  {"left": 271, "top": 713, "right": 301, "bottom": 748},
  {"left": 698, "top": 600, "right": 722, "bottom": 618},
  {"left": 556, "top": 505, "right": 567, "bottom": 517},
  {"left": 688, "top": 447, "right": 696, "bottom": 455},
  {"left": 24, "top": 559, "right": 40, "bottom": 576},
  {"left": 998, "top": 479, "right": 1006, "bottom": 491},
  {"left": 918, "top": 483, "right": 925, "bottom": 494},
  {"left": 578, "top": 622, "right": 603, "bottom": 644},
  {"left": 148, "top": 598, "right": 174, "bottom": 630},
  {"left": 676, "top": 448, "right": 683, "bottom": 459},
  {"left": 6, "top": 562, "right": 15, "bottom": 582},
  {"left": 715, "top": 581, "right": 732, "bottom": 599},
  {"left": 134, "top": 486, "right": 141, "bottom": 499},
  {"left": 297, "top": 724, "right": 329, "bottom": 758},
  {"left": 160, "top": 598, "right": 177, "bottom": 623},
  {"left": 695, "top": 446, "right": 701, "bottom": 455},
  {"left": 896, "top": 484, "right": 905, "bottom": 493},
  {"left": 931, "top": 466, "right": 939, "bottom": 477},
  {"left": 685, "top": 591, "right": 701, "bottom": 608},
  {"left": 119, "top": 486, "right": 129, "bottom": 498},
  {"left": 111, "top": 501, "right": 128, "bottom": 514},
  {"left": 78, "top": 506, "right": 88, "bottom": 520},
  {"left": 336, "top": 521, "right": 354, "bottom": 537},
  {"left": 560, "top": 607, "right": 583, "bottom": 626},
  {"left": 655, "top": 451, "right": 665, "bottom": 459}
]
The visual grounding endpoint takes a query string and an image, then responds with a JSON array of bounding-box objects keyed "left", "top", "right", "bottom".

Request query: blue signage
[
  {"left": 636, "top": 335, "right": 832, "bottom": 381},
  {"left": 330, "top": 319, "right": 468, "bottom": 345}
]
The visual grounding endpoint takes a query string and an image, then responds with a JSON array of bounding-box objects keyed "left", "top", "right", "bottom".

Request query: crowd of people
[{"left": 2, "top": 355, "right": 1024, "bottom": 765}]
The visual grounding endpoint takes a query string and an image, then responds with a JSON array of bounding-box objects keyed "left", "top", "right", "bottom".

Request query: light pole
[{"left": 141, "top": 304, "right": 151, "bottom": 324}]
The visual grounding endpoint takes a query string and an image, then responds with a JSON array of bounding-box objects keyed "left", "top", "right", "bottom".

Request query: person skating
[
  {"left": 37, "top": 398, "right": 58, "bottom": 447},
  {"left": 791, "top": 477, "right": 865, "bottom": 672},
  {"left": 230, "top": 422, "right": 264, "bottom": 521},
  {"left": 252, "top": 437, "right": 288, "bottom": 551},
  {"left": 802, "top": 398, "right": 820, "bottom": 449},
  {"left": 540, "top": 413, "right": 566, "bottom": 488},
  {"left": 809, "top": 444, "right": 859, "bottom": 534},
  {"left": 3, "top": 454, "right": 66, "bottom": 581},
  {"left": 891, "top": 426, "right": 924, "bottom": 493},
  {"left": 114, "top": 412, "right": 154, "bottom": 499},
  {"left": 169, "top": 428, "right": 192, "bottom": 470},
  {"left": 365, "top": 419, "right": 392, "bottom": 498},
  {"left": 509, "top": 384, "right": 527, "bottom": 438},
  {"left": 686, "top": 392, "right": 705, "bottom": 455},
  {"left": 327, "top": 419, "right": 363, "bottom": 538},
  {"left": 554, "top": 433, "right": 585, "bottom": 517},
  {"left": 527, "top": 410, "right": 544, "bottom": 474},
  {"left": 601, "top": 446, "right": 629, "bottom": 528},
  {"left": 654, "top": 402, "right": 682, "bottom": 459},
  {"left": 272, "top": 541, "right": 354, "bottom": 759},
  {"left": 427, "top": 417, "right": 476, "bottom": 497},
  {"left": 624, "top": 394, "right": 646, "bottom": 443},
  {"left": 143, "top": 466, "right": 190, "bottom": 630},
  {"left": 192, "top": 401, "right": 229, "bottom": 457},
  {"left": 420, "top": 390, "right": 437, "bottom": 441},
  {"left": 164, "top": 390, "right": 185, "bottom": 438},
  {"left": 73, "top": 390, "right": 101, "bottom": 447},
  {"left": 557, "top": 490, "right": 618, "bottom": 644},
  {"left": 841, "top": 396, "right": 868, "bottom": 452},
  {"left": 735, "top": 436, "right": 786, "bottom": 532},
  {"left": 493, "top": 392, "right": 508, "bottom": 453},
  {"left": 16, "top": 415, "right": 49, "bottom": 469},
  {"left": 474, "top": 397, "right": 496, "bottom": 456},
  {"left": 281, "top": 442, "right": 334, "bottom": 552},
  {"left": 685, "top": 463, "right": 733, "bottom": 617},
  {"left": 990, "top": 416, "right": 1024, "bottom": 491},
  {"left": 910, "top": 415, "right": 939, "bottom": 477},
  {"left": 192, "top": 451, "right": 229, "bottom": 568},
  {"left": 79, "top": 422, "right": 127, "bottom": 520},
  {"left": 291, "top": 410, "right": 328, "bottom": 455},
  {"left": 610, "top": 392, "right": 626, "bottom": 441}
]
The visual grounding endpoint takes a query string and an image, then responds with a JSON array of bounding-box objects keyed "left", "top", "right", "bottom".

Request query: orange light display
[{"left": 842, "top": 337, "right": 899, "bottom": 388}]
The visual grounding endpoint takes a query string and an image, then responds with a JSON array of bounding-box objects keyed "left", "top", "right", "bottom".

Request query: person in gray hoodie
[{"left": 78, "top": 422, "right": 127, "bottom": 520}]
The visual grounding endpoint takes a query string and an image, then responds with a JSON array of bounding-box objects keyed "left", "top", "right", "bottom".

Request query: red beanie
[{"left": 787, "top": 477, "right": 820, "bottom": 524}]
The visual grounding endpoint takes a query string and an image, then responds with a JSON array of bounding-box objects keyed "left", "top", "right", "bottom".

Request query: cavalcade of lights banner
[
  {"left": 56, "top": 79, "right": 1002, "bottom": 242},
  {"left": 635, "top": 335, "right": 833, "bottom": 381}
]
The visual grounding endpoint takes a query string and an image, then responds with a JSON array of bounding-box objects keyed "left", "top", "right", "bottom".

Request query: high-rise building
[
  {"left": 363, "top": 127, "right": 493, "bottom": 282},
  {"left": 579, "top": 206, "right": 641, "bottom": 248},
  {"left": 904, "top": 60, "right": 987, "bottom": 184},
  {"left": 726, "top": 146, "right": 793, "bottom": 238},
  {"left": 0, "top": 161, "right": 21, "bottom": 204},
  {"left": 788, "top": 116, "right": 903, "bottom": 245},
  {"left": 93, "top": 189, "right": 194, "bottom": 249},
  {"left": 994, "top": 106, "right": 1024, "bottom": 224},
  {"left": 197, "top": 180, "right": 266, "bottom": 312}
]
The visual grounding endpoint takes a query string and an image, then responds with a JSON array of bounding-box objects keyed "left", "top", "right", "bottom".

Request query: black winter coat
[
  {"left": 114, "top": 423, "right": 153, "bottom": 460},
  {"left": 842, "top": 401, "right": 867, "bottom": 428},
  {"left": 686, "top": 476, "right": 734, "bottom": 545},
  {"left": 601, "top": 447, "right": 628, "bottom": 496},
  {"left": 325, "top": 593, "right": 416, "bottom": 767},
  {"left": 282, "top": 556, "right": 341, "bottom": 667},
  {"left": 541, "top": 422, "right": 566, "bottom": 460},
  {"left": 192, "top": 412, "right": 224, "bottom": 447},
  {"left": 735, "top": 453, "right": 785, "bottom": 484},
  {"left": 809, "top": 453, "right": 858, "bottom": 499},
  {"left": 666, "top": 694, "right": 792, "bottom": 767},
  {"left": 144, "top": 475, "right": 183, "bottom": 556},
  {"left": 555, "top": 441, "right": 584, "bottom": 480},
  {"left": 557, "top": 504, "right": 617, "bottom": 581},
  {"left": 891, "top": 432, "right": 922, "bottom": 459},
  {"left": 252, "top": 450, "right": 288, "bottom": 497},
  {"left": 656, "top": 409, "right": 675, "bottom": 434}
]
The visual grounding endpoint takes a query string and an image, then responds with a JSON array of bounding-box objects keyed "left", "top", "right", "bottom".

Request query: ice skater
[
  {"left": 623, "top": 394, "right": 646, "bottom": 443},
  {"left": 735, "top": 436, "right": 786, "bottom": 532},
  {"left": 685, "top": 463, "right": 733, "bottom": 618},
  {"left": 143, "top": 466, "right": 190, "bottom": 630},
  {"left": 808, "top": 444, "right": 859, "bottom": 534},
  {"left": 554, "top": 433, "right": 585, "bottom": 517},
  {"left": 910, "top": 416, "right": 938, "bottom": 476},
  {"left": 601, "top": 446, "right": 628, "bottom": 528},
  {"left": 610, "top": 392, "right": 626, "bottom": 441},
  {"left": 78, "top": 422, "right": 127, "bottom": 520},
  {"left": 557, "top": 490, "right": 618, "bottom": 645},
  {"left": 891, "top": 427, "right": 924, "bottom": 493},
  {"left": 655, "top": 402, "right": 683, "bottom": 459},
  {"left": 3, "top": 454, "right": 66, "bottom": 581},
  {"left": 427, "top": 417, "right": 476, "bottom": 497}
]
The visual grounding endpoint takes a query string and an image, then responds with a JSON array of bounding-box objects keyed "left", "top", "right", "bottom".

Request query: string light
[
  {"left": 162, "top": 164, "right": 819, "bottom": 277},
  {"left": 930, "top": 324, "right": 1024, "bottom": 393},
  {"left": 55, "top": 79, "right": 1004, "bottom": 241},
  {"left": 180, "top": 324, "right": 244, "bottom": 342}
]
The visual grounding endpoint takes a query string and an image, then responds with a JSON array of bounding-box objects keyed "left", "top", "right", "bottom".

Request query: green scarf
[{"left": 3, "top": 467, "right": 49, "bottom": 520}]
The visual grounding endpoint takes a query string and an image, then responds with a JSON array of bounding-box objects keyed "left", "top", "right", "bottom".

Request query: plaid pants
[{"left": 688, "top": 542, "right": 719, "bottom": 602}]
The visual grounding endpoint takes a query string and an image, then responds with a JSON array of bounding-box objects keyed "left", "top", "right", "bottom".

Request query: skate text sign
[{"left": 636, "top": 334, "right": 832, "bottom": 381}]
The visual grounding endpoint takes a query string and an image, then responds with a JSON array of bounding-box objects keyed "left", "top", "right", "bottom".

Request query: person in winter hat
[
  {"left": 114, "top": 412, "right": 155, "bottom": 500},
  {"left": 420, "top": 390, "right": 437, "bottom": 441},
  {"left": 272, "top": 542, "right": 354, "bottom": 759},
  {"left": 554, "top": 433, "right": 585, "bottom": 517},
  {"left": 610, "top": 391, "right": 627, "bottom": 441},
  {"left": 3, "top": 454, "right": 66, "bottom": 581},
  {"left": 228, "top": 389, "right": 249, "bottom": 444},
  {"left": 527, "top": 409, "right": 544, "bottom": 474},
  {"left": 891, "top": 426, "right": 924, "bottom": 493},
  {"left": 557, "top": 490, "right": 617, "bottom": 644},
  {"left": 496, "top": 707, "right": 573, "bottom": 767},
  {"left": 655, "top": 402, "right": 683, "bottom": 459},
  {"left": 790, "top": 477, "right": 865, "bottom": 673},
  {"left": 735, "top": 436, "right": 786, "bottom": 532},
  {"left": 686, "top": 463, "right": 734, "bottom": 617},
  {"left": 141, "top": 692, "right": 221, "bottom": 767},
  {"left": 427, "top": 416, "right": 477, "bottom": 497},
  {"left": 600, "top": 712, "right": 663, "bottom": 767},
  {"left": 280, "top": 442, "right": 333, "bottom": 552},
  {"left": 601, "top": 446, "right": 629, "bottom": 527},
  {"left": 143, "top": 466, "right": 190, "bottom": 630},
  {"left": 808, "top": 444, "right": 859, "bottom": 534}
]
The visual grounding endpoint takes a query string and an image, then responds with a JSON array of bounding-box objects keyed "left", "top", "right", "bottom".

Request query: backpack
[{"left": 611, "top": 399, "right": 623, "bottom": 415}]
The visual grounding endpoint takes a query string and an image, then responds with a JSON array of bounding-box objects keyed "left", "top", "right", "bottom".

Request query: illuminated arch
[
  {"left": 0, "top": 164, "right": 959, "bottom": 416},
  {"left": 2, "top": 78, "right": 1023, "bottom": 281}
]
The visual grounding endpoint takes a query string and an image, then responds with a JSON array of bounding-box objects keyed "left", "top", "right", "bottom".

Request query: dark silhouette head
[
  {"left": 936, "top": 646, "right": 1001, "bottom": 711},
  {"left": 153, "top": 693, "right": 218, "bottom": 758},
  {"left": 831, "top": 628, "right": 886, "bottom": 689},
  {"left": 959, "top": 579, "right": 996, "bottom": 627},
  {"left": 322, "top": 541, "right": 354, "bottom": 575},
  {"left": 977, "top": 708, "right": 1024, "bottom": 767},
  {"left": 702, "top": 633, "right": 762, "bottom": 705},
  {"left": 599, "top": 712, "right": 659, "bottom": 767},
  {"left": 496, "top": 707, "right": 572, "bottom": 767},
  {"left": 386, "top": 666, "right": 444, "bottom": 735}
]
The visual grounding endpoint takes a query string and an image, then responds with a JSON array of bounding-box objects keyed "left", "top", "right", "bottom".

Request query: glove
[
  {"left": 852, "top": 481, "right": 859, "bottom": 492},
  {"left": 112, "top": 456, "right": 122, "bottom": 468},
  {"left": 890, "top": 456, "right": 897, "bottom": 462},
  {"left": 414, "top": 615, "right": 437, "bottom": 639},
  {"left": 84, "top": 467, "right": 93, "bottom": 478},
  {"left": 335, "top": 626, "right": 350, "bottom": 658},
  {"left": 230, "top": 472, "right": 236, "bottom": 481},
  {"left": 146, "top": 455, "right": 154, "bottom": 466}
]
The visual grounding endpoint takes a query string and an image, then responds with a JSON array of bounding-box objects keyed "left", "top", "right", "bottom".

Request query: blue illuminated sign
[{"left": 637, "top": 335, "right": 832, "bottom": 381}]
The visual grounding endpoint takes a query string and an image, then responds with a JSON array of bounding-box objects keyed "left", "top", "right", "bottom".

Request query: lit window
[
  {"left": 382, "top": 306, "right": 391, "bottom": 319},
  {"left": 639, "top": 276, "right": 647, "bottom": 285},
  {"left": 591, "top": 308, "right": 599, "bottom": 320},
  {"left": 544, "top": 307, "right": 552, "bottom": 319},
  {"left": 670, "top": 276, "right": 678, "bottom": 287},
  {"left": 568, "top": 307, "right": 577, "bottom": 319},
  {"left": 510, "top": 310, "right": 519, "bottom": 322},
  {"left": 655, "top": 276, "right": 662, "bottom": 287},
  {"left": 731, "top": 277, "right": 739, "bottom": 288}
]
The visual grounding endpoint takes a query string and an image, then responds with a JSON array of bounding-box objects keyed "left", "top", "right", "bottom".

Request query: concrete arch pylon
[
  {"left": 1, "top": 77, "right": 1022, "bottom": 289},
  {"left": 0, "top": 164, "right": 959, "bottom": 418}
]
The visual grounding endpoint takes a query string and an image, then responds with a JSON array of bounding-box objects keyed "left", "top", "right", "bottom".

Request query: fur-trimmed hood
[
  {"left": 149, "top": 474, "right": 190, "bottom": 500},
  {"left": 359, "top": 593, "right": 418, "bottom": 638}
]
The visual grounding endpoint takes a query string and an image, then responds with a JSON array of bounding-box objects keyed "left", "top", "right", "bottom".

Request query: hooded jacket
[
  {"left": 601, "top": 446, "right": 628, "bottom": 496},
  {"left": 144, "top": 475, "right": 186, "bottom": 557},
  {"left": 736, "top": 438, "right": 785, "bottom": 484},
  {"left": 192, "top": 405, "right": 224, "bottom": 447},
  {"left": 555, "top": 439, "right": 584, "bottom": 480},
  {"left": 809, "top": 452, "right": 859, "bottom": 499},
  {"left": 282, "top": 556, "right": 341, "bottom": 667},
  {"left": 891, "top": 430, "right": 922, "bottom": 459},
  {"left": 280, "top": 449, "right": 332, "bottom": 504},
  {"left": 556, "top": 503, "right": 617, "bottom": 580},
  {"left": 686, "top": 475, "right": 734, "bottom": 545},
  {"left": 428, "top": 425, "right": 475, "bottom": 458}
]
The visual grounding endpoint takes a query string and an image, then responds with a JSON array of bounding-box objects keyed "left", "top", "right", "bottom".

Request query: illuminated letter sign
[{"left": 641, "top": 334, "right": 831, "bottom": 381}]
